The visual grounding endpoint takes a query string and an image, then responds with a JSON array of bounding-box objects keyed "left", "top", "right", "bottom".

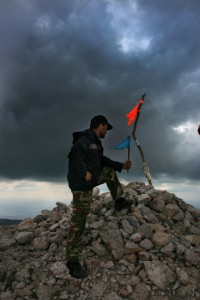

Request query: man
[{"left": 66, "top": 115, "right": 132, "bottom": 278}]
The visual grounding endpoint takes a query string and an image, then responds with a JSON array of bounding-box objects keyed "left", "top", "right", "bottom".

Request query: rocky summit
[{"left": 0, "top": 182, "right": 200, "bottom": 300}]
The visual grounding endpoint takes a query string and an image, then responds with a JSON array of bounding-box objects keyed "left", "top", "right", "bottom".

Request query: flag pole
[
  {"left": 131, "top": 94, "right": 153, "bottom": 186},
  {"left": 127, "top": 137, "right": 130, "bottom": 173},
  {"left": 128, "top": 144, "right": 130, "bottom": 160}
]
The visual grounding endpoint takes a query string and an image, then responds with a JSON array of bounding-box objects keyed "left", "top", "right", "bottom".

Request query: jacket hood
[{"left": 72, "top": 129, "right": 96, "bottom": 144}]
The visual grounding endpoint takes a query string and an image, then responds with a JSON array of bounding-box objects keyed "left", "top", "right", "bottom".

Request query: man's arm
[{"left": 102, "top": 156, "right": 132, "bottom": 172}]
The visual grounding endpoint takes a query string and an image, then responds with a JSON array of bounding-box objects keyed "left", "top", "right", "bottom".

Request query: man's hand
[
  {"left": 123, "top": 160, "right": 132, "bottom": 170},
  {"left": 85, "top": 171, "right": 92, "bottom": 181}
]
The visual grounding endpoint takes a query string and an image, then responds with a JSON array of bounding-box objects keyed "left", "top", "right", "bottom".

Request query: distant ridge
[{"left": 0, "top": 219, "right": 22, "bottom": 227}]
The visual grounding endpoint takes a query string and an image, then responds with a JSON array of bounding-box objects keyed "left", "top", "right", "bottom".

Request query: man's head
[{"left": 90, "top": 115, "right": 113, "bottom": 138}]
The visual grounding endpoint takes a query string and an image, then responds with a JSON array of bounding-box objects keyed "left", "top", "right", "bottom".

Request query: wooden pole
[
  {"left": 131, "top": 94, "right": 153, "bottom": 186},
  {"left": 127, "top": 140, "right": 130, "bottom": 173}
]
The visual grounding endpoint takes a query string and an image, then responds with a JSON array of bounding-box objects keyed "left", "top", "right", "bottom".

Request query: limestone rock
[
  {"left": 36, "top": 283, "right": 53, "bottom": 300},
  {"left": 165, "top": 204, "right": 181, "bottom": 218},
  {"left": 139, "top": 238, "right": 154, "bottom": 250},
  {"left": 18, "top": 218, "right": 37, "bottom": 231},
  {"left": 89, "top": 282, "right": 108, "bottom": 298},
  {"left": 0, "top": 238, "right": 16, "bottom": 250},
  {"left": 90, "top": 200, "right": 103, "bottom": 214},
  {"left": 15, "top": 231, "right": 35, "bottom": 244},
  {"left": 152, "top": 231, "right": 172, "bottom": 246},
  {"left": 185, "top": 234, "right": 200, "bottom": 246},
  {"left": 136, "top": 223, "right": 154, "bottom": 238},
  {"left": 92, "top": 241, "right": 109, "bottom": 256},
  {"left": 100, "top": 221, "right": 124, "bottom": 260},
  {"left": 121, "top": 219, "right": 134, "bottom": 234},
  {"left": 176, "top": 267, "right": 189, "bottom": 284},
  {"left": 130, "top": 232, "right": 145, "bottom": 242},
  {"left": 185, "top": 249, "right": 200, "bottom": 265},
  {"left": 50, "top": 261, "right": 69, "bottom": 278},
  {"left": 160, "top": 242, "right": 176, "bottom": 256},
  {"left": 125, "top": 241, "right": 143, "bottom": 254},
  {"left": 150, "top": 196, "right": 166, "bottom": 212},
  {"left": 144, "top": 261, "right": 176, "bottom": 288},
  {"left": 141, "top": 206, "right": 159, "bottom": 223},
  {"left": 56, "top": 201, "right": 68, "bottom": 210},
  {"left": 33, "top": 236, "right": 49, "bottom": 250},
  {"left": 137, "top": 194, "right": 151, "bottom": 205},
  {"left": 130, "top": 283, "right": 150, "bottom": 300}
]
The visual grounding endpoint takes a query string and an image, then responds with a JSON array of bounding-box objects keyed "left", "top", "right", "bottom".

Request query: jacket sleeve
[
  {"left": 102, "top": 155, "right": 123, "bottom": 172},
  {"left": 72, "top": 142, "right": 88, "bottom": 178}
]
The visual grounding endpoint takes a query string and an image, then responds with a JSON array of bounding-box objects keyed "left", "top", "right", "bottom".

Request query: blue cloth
[{"left": 113, "top": 136, "right": 130, "bottom": 150}]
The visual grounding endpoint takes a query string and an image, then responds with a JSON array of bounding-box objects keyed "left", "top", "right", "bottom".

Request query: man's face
[{"left": 98, "top": 123, "right": 108, "bottom": 138}]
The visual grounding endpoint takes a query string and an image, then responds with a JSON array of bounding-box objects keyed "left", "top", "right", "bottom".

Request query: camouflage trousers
[{"left": 66, "top": 167, "right": 123, "bottom": 262}]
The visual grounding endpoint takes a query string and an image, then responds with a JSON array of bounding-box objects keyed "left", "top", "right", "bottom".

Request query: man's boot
[
  {"left": 114, "top": 197, "right": 132, "bottom": 212},
  {"left": 66, "top": 261, "right": 87, "bottom": 279}
]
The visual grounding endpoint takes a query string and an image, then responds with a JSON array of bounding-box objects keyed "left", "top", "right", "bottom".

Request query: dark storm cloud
[{"left": 0, "top": 0, "right": 200, "bottom": 181}]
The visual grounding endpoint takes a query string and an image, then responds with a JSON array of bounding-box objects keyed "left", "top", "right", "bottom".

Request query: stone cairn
[{"left": 0, "top": 182, "right": 200, "bottom": 300}]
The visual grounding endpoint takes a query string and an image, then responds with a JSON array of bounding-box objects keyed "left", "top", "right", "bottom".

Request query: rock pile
[{"left": 0, "top": 182, "right": 200, "bottom": 300}]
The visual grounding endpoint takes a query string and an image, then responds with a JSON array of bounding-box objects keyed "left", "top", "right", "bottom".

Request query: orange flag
[{"left": 126, "top": 99, "right": 144, "bottom": 126}]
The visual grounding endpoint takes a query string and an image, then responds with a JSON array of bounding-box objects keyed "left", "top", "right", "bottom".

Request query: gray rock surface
[{"left": 0, "top": 182, "right": 200, "bottom": 300}]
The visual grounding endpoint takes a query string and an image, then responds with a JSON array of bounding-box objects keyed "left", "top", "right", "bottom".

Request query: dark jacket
[{"left": 67, "top": 129, "right": 123, "bottom": 191}]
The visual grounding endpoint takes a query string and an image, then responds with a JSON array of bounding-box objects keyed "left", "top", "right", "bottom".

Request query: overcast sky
[{"left": 0, "top": 0, "right": 200, "bottom": 218}]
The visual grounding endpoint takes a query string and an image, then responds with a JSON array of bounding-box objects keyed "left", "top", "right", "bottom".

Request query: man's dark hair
[{"left": 90, "top": 115, "right": 113, "bottom": 130}]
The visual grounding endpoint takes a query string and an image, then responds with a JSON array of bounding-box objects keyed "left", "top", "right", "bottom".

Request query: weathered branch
[{"left": 131, "top": 94, "right": 153, "bottom": 186}]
